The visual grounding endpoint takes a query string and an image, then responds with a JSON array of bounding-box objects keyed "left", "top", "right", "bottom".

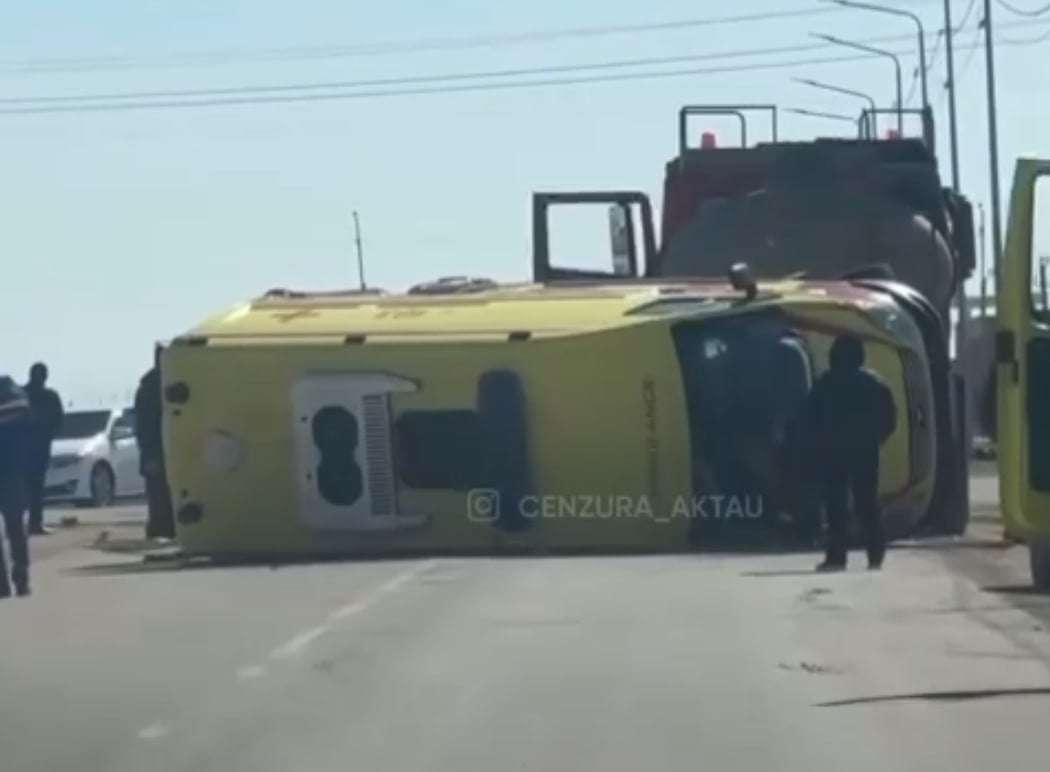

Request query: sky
[{"left": 0, "top": 0, "right": 1048, "bottom": 406}]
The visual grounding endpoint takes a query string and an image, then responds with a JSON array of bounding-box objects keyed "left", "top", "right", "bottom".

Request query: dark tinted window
[
  {"left": 113, "top": 408, "right": 136, "bottom": 432},
  {"left": 56, "top": 410, "right": 111, "bottom": 440},
  {"left": 395, "top": 410, "right": 483, "bottom": 489}
]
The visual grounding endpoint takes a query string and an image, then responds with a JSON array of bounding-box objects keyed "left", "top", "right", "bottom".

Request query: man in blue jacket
[
  {"left": 806, "top": 333, "right": 897, "bottom": 572},
  {"left": 24, "top": 362, "right": 64, "bottom": 535},
  {"left": 0, "top": 375, "right": 34, "bottom": 598},
  {"left": 134, "top": 365, "right": 175, "bottom": 540}
]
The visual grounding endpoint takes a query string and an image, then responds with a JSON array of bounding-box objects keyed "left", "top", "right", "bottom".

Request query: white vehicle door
[{"left": 110, "top": 408, "right": 143, "bottom": 496}]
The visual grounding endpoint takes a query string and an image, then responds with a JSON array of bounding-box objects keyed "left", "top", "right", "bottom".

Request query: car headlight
[{"left": 49, "top": 454, "right": 82, "bottom": 470}]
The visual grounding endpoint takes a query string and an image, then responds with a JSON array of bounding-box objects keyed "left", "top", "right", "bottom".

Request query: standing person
[
  {"left": 0, "top": 375, "right": 34, "bottom": 598},
  {"left": 806, "top": 333, "right": 897, "bottom": 572},
  {"left": 134, "top": 366, "right": 174, "bottom": 540},
  {"left": 23, "top": 362, "right": 63, "bottom": 536}
]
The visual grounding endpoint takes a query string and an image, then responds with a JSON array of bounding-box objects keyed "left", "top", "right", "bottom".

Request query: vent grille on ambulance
[{"left": 362, "top": 393, "right": 395, "bottom": 517}]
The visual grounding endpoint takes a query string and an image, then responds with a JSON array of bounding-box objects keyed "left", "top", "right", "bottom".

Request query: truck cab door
[
  {"left": 531, "top": 191, "right": 657, "bottom": 282},
  {"left": 996, "top": 157, "right": 1050, "bottom": 587}
]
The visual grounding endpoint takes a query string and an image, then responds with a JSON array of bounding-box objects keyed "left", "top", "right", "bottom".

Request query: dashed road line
[
  {"left": 264, "top": 560, "right": 437, "bottom": 664},
  {"left": 137, "top": 722, "right": 170, "bottom": 740},
  {"left": 236, "top": 665, "right": 266, "bottom": 680}
]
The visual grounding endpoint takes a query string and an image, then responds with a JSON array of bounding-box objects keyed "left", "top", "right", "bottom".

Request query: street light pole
[
  {"left": 793, "top": 77, "right": 878, "bottom": 136},
  {"left": 943, "top": 0, "right": 961, "bottom": 191},
  {"left": 811, "top": 32, "right": 903, "bottom": 133},
  {"left": 787, "top": 107, "right": 857, "bottom": 123},
  {"left": 828, "top": 0, "right": 928, "bottom": 111}
]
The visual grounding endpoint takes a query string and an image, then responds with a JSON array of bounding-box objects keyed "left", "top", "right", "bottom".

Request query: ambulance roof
[{"left": 177, "top": 277, "right": 876, "bottom": 342}]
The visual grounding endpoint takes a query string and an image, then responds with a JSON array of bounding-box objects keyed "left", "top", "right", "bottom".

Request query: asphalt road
[{"left": 4, "top": 470, "right": 1050, "bottom": 772}]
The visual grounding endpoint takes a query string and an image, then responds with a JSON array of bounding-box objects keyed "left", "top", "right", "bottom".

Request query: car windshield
[{"left": 55, "top": 410, "right": 111, "bottom": 440}]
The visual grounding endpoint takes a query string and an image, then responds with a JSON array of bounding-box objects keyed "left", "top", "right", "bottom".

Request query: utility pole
[
  {"left": 943, "top": 0, "right": 961, "bottom": 192},
  {"left": 978, "top": 203, "right": 987, "bottom": 318},
  {"left": 982, "top": 0, "right": 1004, "bottom": 290},
  {"left": 352, "top": 210, "right": 366, "bottom": 290}
]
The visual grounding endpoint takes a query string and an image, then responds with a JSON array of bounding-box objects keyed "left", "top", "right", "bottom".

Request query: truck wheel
[{"left": 1030, "top": 538, "right": 1050, "bottom": 591}]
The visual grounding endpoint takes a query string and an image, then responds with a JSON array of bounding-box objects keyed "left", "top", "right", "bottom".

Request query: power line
[
  {"left": 959, "top": 0, "right": 981, "bottom": 27},
  {"left": 956, "top": 18, "right": 987, "bottom": 81},
  {"left": 0, "top": 38, "right": 921, "bottom": 106},
  {"left": 999, "top": 20, "right": 1050, "bottom": 41},
  {"left": 0, "top": 0, "right": 953, "bottom": 75},
  {"left": 906, "top": 21, "right": 947, "bottom": 104},
  {"left": 934, "top": 0, "right": 979, "bottom": 104},
  {"left": 995, "top": 0, "right": 1050, "bottom": 17},
  {"left": 2, "top": 18, "right": 1047, "bottom": 109},
  {"left": 0, "top": 7, "right": 850, "bottom": 74},
  {"left": 0, "top": 30, "right": 1045, "bottom": 117}
]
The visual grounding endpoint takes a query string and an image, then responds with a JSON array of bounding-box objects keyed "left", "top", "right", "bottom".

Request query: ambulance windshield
[{"left": 671, "top": 309, "right": 813, "bottom": 516}]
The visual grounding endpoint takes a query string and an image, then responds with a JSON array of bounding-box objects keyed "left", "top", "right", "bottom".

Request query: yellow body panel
[
  {"left": 998, "top": 157, "right": 1050, "bottom": 537},
  {"left": 160, "top": 280, "right": 935, "bottom": 556},
  {"left": 784, "top": 304, "right": 929, "bottom": 522}
]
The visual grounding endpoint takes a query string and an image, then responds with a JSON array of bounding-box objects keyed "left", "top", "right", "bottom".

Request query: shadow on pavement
[
  {"left": 817, "top": 686, "right": 1050, "bottom": 707},
  {"left": 67, "top": 530, "right": 1009, "bottom": 578},
  {"left": 892, "top": 537, "right": 1013, "bottom": 551},
  {"left": 66, "top": 558, "right": 269, "bottom": 576},
  {"left": 65, "top": 538, "right": 826, "bottom": 577},
  {"left": 982, "top": 584, "right": 1050, "bottom": 597}
]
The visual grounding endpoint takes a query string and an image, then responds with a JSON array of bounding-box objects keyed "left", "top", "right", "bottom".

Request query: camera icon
[{"left": 466, "top": 489, "right": 500, "bottom": 522}]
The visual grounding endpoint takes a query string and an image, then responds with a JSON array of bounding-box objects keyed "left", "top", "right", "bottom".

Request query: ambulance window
[
  {"left": 703, "top": 338, "right": 727, "bottom": 359},
  {"left": 1031, "top": 176, "right": 1049, "bottom": 320},
  {"left": 394, "top": 410, "right": 484, "bottom": 489}
]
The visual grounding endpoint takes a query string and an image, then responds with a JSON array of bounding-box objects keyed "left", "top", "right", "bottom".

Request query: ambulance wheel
[{"left": 1029, "top": 538, "right": 1050, "bottom": 592}]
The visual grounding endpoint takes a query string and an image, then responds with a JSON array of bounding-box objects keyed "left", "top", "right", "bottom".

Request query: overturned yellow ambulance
[{"left": 158, "top": 272, "right": 937, "bottom": 558}]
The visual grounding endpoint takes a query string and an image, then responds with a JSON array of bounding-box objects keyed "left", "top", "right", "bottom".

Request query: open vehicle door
[
  {"left": 997, "top": 156, "right": 1050, "bottom": 588},
  {"left": 531, "top": 191, "right": 657, "bottom": 281}
]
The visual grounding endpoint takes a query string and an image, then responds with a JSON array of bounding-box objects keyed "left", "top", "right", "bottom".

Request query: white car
[{"left": 45, "top": 407, "right": 145, "bottom": 507}]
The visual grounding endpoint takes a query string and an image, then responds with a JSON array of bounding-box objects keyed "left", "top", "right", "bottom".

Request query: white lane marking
[
  {"left": 271, "top": 625, "right": 330, "bottom": 660},
  {"left": 378, "top": 565, "right": 429, "bottom": 593},
  {"left": 329, "top": 600, "right": 368, "bottom": 621},
  {"left": 327, "top": 559, "right": 436, "bottom": 621},
  {"left": 137, "top": 723, "right": 170, "bottom": 740},
  {"left": 267, "top": 560, "right": 437, "bottom": 662},
  {"left": 236, "top": 665, "right": 266, "bottom": 680}
]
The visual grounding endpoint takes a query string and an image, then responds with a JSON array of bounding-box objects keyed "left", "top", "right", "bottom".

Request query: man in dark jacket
[
  {"left": 135, "top": 366, "right": 175, "bottom": 540},
  {"left": 0, "top": 375, "right": 34, "bottom": 598},
  {"left": 23, "top": 362, "right": 63, "bottom": 536},
  {"left": 806, "top": 333, "right": 897, "bottom": 571}
]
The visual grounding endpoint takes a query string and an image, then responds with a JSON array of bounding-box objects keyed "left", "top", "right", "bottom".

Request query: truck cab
[{"left": 658, "top": 105, "right": 975, "bottom": 328}]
